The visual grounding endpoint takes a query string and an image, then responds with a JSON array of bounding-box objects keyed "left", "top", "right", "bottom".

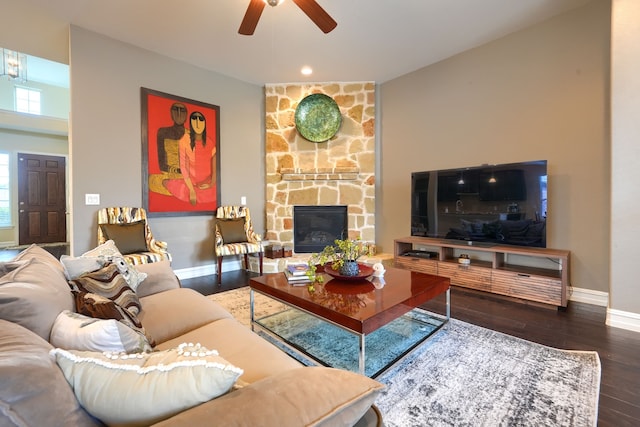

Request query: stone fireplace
[
  {"left": 293, "top": 205, "right": 348, "bottom": 253},
  {"left": 264, "top": 82, "right": 376, "bottom": 252}
]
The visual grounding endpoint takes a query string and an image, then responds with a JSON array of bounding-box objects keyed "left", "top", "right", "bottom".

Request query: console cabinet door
[
  {"left": 492, "top": 270, "right": 562, "bottom": 305},
  {"left": 437, "top": 263, "right": 491, "bottom": 291},
  {"left": 395, "top": 257, "right": 438, "bottom": 275}
]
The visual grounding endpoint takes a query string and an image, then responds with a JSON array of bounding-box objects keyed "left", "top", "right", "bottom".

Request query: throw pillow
[
  {"left": 60, "top": 254, "right": 108, "bottom": 280},
  {"left": 217, "top": 218, "right": 247, "bottom": 243},
  {"left": 99, "top": 221, "right": 148, "bottom": 255},
  {"left": 0, "top": 257, "right": 75, "bottom": 341},
  {"left": 82, "top": 239, "right": 122, "bottom": 258},
  {"left": 73, "top": 291, "right": 154, "bottom": 348},
  {"left": 50, "top": 343, "right": 244, "bottom": 427},
  {"left": 0, "top": 320, "right": 102, "bottom": 427},
  {"left": 51, "top": 310, "right": 153, "bottom": 354},
  {"left": 69, "top": 263, "right": 142, "bottom": 315},
  {"left": 159, "top": 367, "right": 385, "bottom": 427}
]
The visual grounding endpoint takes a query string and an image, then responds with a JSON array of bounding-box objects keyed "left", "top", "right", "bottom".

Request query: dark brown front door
[{"left": 18, "top": 153, "right": 67, "bottom": 245}]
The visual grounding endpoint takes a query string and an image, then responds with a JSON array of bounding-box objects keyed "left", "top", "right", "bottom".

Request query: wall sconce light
[
  {"left": 488, "top": 174, "right": 497, "bottom": 183},
  {"left": 458, "top": 172, "right": 465, "bottom": 185},
  {"left": 1, "top": 48, "right": 27, "bottom": 82}
]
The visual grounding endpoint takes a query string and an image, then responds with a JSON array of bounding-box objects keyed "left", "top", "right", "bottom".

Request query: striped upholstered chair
[
  {"left": 97, "top": 207, "right": 172, "bottom": 265},
  {"left": 214, "top": 206, "right": 263, "bottom": 285}
]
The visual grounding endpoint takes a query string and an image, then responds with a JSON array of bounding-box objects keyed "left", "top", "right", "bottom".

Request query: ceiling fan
[{"left": 239, "top": 0, "right": 337, "bottom": 36}]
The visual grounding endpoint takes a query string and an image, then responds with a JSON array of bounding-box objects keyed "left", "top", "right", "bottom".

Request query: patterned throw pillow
[
  {"left": 69, "top": 263, "right": 141, "bottom": 315},
  {"left": 50, "top": 343, "right": 244, "bottom": 426},
  {"left": 51, "top": 310, "right": 152, "bottom": 353},
  {"left": 72, "top": 291, "right": 154, "bottom": 348},
  {"left": 81, "top": 241, "right": 148, "bottom": 291}
]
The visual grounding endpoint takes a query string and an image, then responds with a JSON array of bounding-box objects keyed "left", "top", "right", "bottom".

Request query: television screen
[{"left": 411, "top": 160, "right": 547, "bottom": 247}]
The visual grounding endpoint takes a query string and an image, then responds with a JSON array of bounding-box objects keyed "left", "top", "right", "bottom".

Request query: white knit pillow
[
  {"left": 50, "top": 343, "right": 243, "bottom": 427},
  {"left": 50, "top": 310, "right": 152, "bottom": 354}
]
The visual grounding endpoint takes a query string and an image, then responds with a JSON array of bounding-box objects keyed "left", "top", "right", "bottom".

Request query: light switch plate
[
  {"left": 85, "top": 194, "right": 100, "bottom": 205},
  {"left": 241, "top": 196, "right": 247, "bottom": 205}
]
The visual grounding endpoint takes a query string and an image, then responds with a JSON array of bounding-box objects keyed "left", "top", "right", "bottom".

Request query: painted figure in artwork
[
  {"left": 164, "top": 111, "right": 217, "bottom": 205},
  {"left": 148, "top": 102, "right": 188, "bottom": 196},
  {"left": 157, "top": 102, "right": 187, "bottom": 173}
]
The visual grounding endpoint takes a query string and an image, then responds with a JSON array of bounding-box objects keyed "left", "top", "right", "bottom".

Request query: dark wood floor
[{"left": 182, "top": 270, "right": 640, "bottom": 427}]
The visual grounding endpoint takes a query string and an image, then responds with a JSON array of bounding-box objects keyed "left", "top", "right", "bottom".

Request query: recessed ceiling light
[{"left": 301, "top": 66, "right": 313, "bottom": 76}]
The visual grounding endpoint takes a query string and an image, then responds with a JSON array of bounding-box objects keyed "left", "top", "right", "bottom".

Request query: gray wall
[
  {"left": 69, "top": 27, "right": 264, "bottom": 269},
  {"left": 379, "top": 1, "right": 611, "bottom": 295}
]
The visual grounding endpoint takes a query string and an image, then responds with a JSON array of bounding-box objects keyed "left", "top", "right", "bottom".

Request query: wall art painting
[{"left": 141, "top": 87, "right": 220, "bottom": 216}]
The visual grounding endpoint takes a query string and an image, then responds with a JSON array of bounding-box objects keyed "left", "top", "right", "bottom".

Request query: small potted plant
[{"left": 306, "top": 237, "right": 370, "bottom": 281}]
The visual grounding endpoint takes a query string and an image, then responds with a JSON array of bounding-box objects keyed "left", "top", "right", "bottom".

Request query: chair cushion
[
  {"left": 50, "top": 343, "right": 243, "bottom": 427},
  {"left": 217, "top": 218, "right": 247, "bottom": 243},
  {"left": 99, "top": 220, "right": 148, "bottom": 254}
]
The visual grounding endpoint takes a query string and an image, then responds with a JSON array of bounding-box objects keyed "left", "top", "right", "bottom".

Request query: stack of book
[{"left": 284, "top": 263, "right": 312, "bottom": 285}]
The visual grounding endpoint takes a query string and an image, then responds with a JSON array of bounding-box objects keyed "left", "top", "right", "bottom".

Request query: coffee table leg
[
  {"left": 446, "top": 288, "right": 451, "bottom": 320},
  {"left": 250, "top": 289, "right": 255, "bottom": 332},
  {"left": 359, "top": 334, "right": 366, "bottom": 375}
]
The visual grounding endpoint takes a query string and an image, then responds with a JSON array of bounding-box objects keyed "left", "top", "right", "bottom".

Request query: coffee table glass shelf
[{"left": 249, "top": 266, "right": 450, "bottom": 378}]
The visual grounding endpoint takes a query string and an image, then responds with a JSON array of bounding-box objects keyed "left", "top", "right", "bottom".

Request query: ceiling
[{"left": 21, "top": 0, "right": 594, "bottom": 86}]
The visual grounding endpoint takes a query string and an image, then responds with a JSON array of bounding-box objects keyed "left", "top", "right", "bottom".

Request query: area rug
[{"left": 208, "top": 287, "right": 601, "bottom": 426}]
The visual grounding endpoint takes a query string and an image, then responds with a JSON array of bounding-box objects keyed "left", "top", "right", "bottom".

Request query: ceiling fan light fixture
[{"left": 264, "top": 0, "right": 284, "bottom": 6}]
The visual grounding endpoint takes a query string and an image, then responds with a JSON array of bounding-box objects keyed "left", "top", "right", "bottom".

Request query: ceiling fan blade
[
  {"left": 239, "top": 0, "right": 266, "bottom": 35},
  {"left": 292, "top": 0, "right": 337, "bottom": 34}
]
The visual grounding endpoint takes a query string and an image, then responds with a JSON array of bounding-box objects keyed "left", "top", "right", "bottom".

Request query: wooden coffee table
[{"left": 249, "top": 266, "right": 450, "bottom": 378}]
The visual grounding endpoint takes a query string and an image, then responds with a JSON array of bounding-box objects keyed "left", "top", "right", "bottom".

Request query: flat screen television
[{"left": 411, "top": 160, "right": 548, "bottom": 248}]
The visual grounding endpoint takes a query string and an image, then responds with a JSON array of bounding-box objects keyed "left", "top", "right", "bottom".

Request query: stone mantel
[{"left": 280, "top": 167, "right": 359, "bottom": 181}]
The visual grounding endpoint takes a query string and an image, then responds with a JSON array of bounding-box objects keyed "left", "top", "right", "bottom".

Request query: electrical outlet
[
  {"left": 240, "top": 196, "right": 247, "bottom": 205},
  {"left": 85, "top": 194, "right": 100, "bottom": 205}
]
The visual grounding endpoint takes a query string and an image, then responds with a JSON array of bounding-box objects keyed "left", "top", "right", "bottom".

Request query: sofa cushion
[
  {"left": 0, "top": 257, "right": 75, "bottom": 341},
  {"left": 155, "top": 317, "right": 303, "bottom": 383},
  {"left": 152, "top": 367, "right": 385, "bottom": 427},
  {"left": 217, "top": 218, "right": 247, "bottom": 243},
  {"left": 12, "top": 243, "right": 66, "bottom": 275},
  {"left": 0, "top": 320, "right": 101, "bottom": 427},
  {"left": 99, "top": 221, "right": 148, "bottom": 255},
  {"left": 51, "top": 343, "right": 243, "bottom": 427},
  {"left": 69, "top": 263, "right": 142, "bottom": 315},
  {"left": 134, "top": 260, "right": 180, "bottom": 298},
  {"left": 51, "top": 310, "right": 152, "bottom": 353},
  {"left": 138, "top": 288, "right": 233, "bottom": 345}
]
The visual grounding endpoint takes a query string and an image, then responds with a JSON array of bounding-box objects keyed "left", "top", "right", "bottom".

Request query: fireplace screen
[{"left": 293, "top": 205, "right": 348, "bottom": 253}]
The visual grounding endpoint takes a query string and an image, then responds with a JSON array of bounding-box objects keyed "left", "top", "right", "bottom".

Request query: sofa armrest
[{"left": 152, "top": 367, "right": 384, "bottom": 427}]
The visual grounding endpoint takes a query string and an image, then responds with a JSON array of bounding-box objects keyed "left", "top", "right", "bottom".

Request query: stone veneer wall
[{"left": 265, "top": 82, "right": 376, "bottom": 250}]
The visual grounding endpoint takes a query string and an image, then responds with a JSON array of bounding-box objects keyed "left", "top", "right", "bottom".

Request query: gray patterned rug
[{"left": 209, "top": 287, "right": 601, "bottom": 427}]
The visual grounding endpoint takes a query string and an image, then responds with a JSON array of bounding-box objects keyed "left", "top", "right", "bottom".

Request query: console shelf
[{"left": 394, "top": 236, "right": 570, "bottom": 308}]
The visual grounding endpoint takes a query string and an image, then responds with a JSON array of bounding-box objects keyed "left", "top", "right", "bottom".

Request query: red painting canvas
[{"left": 141, "top": 88, "right": 220, "bottom": 216}]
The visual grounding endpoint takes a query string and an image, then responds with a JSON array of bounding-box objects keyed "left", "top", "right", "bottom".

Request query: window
[
  {"left": 0, "top": 153, "right": 10, "bottom": 227},
  {"left": 15, "top": 87, "right": 41, "bottom": 115}
]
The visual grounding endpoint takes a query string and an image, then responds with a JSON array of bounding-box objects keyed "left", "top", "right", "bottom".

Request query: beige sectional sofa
[{"left": 0, "top": 244, "right": 384, "bottom": 426}]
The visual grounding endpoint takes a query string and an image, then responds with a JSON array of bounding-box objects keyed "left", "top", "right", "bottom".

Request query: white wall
[{"left": 609, "top": 0, "right": 640, "bottom": 329}]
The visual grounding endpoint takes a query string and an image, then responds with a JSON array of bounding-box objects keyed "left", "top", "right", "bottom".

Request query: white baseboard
[
  {"left": 173, "top": 259, "right": 241, "bottom": 281},
  {"left": 569, "top": 287, "right": 609, "bottom": 307},
  {"left": 606, "top": 308, "right": 640, "bottom": 333}
]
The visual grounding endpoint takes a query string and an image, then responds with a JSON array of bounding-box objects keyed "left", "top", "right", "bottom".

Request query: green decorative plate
[{"left": 295, "top": 93, "right": 342, "bottom": 142}]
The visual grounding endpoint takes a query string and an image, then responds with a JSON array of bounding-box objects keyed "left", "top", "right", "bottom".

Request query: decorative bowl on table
[{"left": 324, "top": 263, "right": 374, "bottom": 281}]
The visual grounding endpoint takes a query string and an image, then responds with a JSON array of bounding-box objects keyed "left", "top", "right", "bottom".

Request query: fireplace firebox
[{"left": 293, "top": 205, "right": 348, "bottom": 253}]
